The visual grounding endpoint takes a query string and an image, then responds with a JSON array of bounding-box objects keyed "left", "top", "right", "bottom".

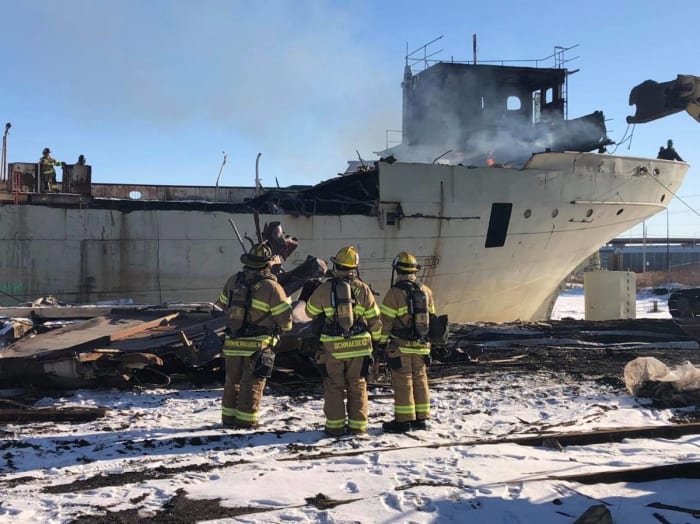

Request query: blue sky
[{"left": 1, "top": 0, "right": 698, "bottom": 237}]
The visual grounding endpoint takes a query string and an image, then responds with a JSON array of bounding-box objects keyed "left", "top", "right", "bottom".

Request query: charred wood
[
  {"left": 0, "top": 404, "right": 107, "bottom": 423},
  {"left": 549, "top": 461, "right": 700, "bottom": 485}
]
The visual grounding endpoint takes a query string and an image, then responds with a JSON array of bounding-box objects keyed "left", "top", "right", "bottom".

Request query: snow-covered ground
[{"left": 1, "top": 289, "right": 698, "bottom": 523}]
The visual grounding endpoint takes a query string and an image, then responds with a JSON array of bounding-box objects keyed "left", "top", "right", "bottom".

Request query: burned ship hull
[
  {"left": 0, "top": 55, "right": 693, "bottom": 322},
  {"left": 0, "top": 153, "right": 688, "bottom": 323}
]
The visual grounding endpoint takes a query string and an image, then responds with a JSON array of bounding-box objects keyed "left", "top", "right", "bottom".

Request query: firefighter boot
[
  {"left": 410, "top": 419, "right": 428, "bottom": 431},
  {"left": 382, "top": 420, "right": 412, "bottom": 433},
  {"left": 324, "top": 427, "right": 346, "bottom": 437}
]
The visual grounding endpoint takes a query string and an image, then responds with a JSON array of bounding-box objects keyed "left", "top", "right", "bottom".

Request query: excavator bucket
[{"left": 627, "top": 74, "right": 700, "bottom": 124}]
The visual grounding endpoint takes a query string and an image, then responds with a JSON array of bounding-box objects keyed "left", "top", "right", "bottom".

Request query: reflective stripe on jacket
[
  {"left": 305, "top": 270, "right": 381, "bottom": 359},
  {"left": 40, "top": 157, "right": 61, "bottom": 174},
  {"left": 217, "top": 268, "right": 292, "bottom": 357},
  {"left": 379, "top": 275, "right": 435, "bottom": 355},
  {"left": 222, "top": 334, "right": 278, "bottom": 357}
]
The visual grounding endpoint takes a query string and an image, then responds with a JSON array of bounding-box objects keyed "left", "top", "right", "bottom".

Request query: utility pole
[
  {"left": 642, "top": 221, "right": 646, "bottom": 273},
  {"left": 1, "top": 122, "right": 10, "bottom": 181},
  {"left": 666, "top": 209, "right": 671, "bottom": 285}
]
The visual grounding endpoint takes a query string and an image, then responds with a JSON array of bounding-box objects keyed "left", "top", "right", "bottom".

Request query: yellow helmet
[
  {"left": 331, "top": 246, "right": 359, "bottom": 269},
  {"left": 393, "top": 251, "right": 421, "bottom": 272},
  {"left": 240, "top": 242, "right": 273, "bottom": 269}
]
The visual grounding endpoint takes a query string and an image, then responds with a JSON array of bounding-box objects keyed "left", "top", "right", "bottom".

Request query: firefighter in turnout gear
[
  {"left": 39, "top": 147, "right": 64, "bottom": 192},
  {"left": 379, "top": 252, "right": 436, "bottom": 433},
  {"left": 216, "top": 242, "right": 292, "bottom": 428},
  {"left": 305, "top": 246, "right": 382, "bottom": 436}
]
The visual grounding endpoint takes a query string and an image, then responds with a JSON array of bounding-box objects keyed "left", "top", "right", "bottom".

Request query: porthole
[
  {"left": 128, "top": 190, "right": 142, "bottom": 200},
  {"left": 660, "top": 194, "right": 666, "bottom": 202},
  {"left": 586, "top": 209, "right": 593, "bottom": 218},
  {"left": 616, "top": 208, "right": 624, "bottom": 216},
  {"left": 524, "top": 209, "right": 532, "bottom": 218},
  {"left": 507, "top": 96, "right": 522, "bottom": 111},
  {"left": 551, "top": 209, "right": 559, "bottom": 218}
]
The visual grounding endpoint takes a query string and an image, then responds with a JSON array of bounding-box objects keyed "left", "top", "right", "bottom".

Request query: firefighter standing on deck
[
  {"left": 378, "top": 252, "right": 436, "bottom": 433},
  {"left": 39, "top": 147, "right": 64, "bottom": 192},
  {"left": 305, "top": 246, "right": 382, "bottom": 436},
  {"left": 216, "top": 242, "right": 292, "bottom": 428},
  {"left": 657, "top": 139, "right": 684, "bottom": 161}
]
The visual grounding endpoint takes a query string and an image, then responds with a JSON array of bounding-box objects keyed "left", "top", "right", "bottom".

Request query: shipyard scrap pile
[
  {"left": 0, "top": 304, "right": 228, "bottom": 388},
  {"left": 0, "top": 298, "right": 331, "bottom": 389},
  {"left": 3, "top": 304, "right": 700, "bottom": 405}
]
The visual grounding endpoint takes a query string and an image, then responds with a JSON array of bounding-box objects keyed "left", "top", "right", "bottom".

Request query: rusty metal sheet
[
  {"left": 61, "top": 164, "right": 92, "bottom": 195},
  {"left": 1, "top": 312, "right": 175, "bottom": 358}
]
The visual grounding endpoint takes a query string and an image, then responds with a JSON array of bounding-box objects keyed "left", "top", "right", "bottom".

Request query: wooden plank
[
  {"left": 0, "top": 407, "right": 107, "bottom": 423},
  {"left": 278, "top": 422, "right": 700, "bottom": 462},
  {"left": 647, "top": 502, "right": 700, "bottom": 517},
  {"left": 477, "top": 422, "right": 700, "bottom": 448},
  {"left": 547, "top": 462, "right": 700, "bottom": 484}
]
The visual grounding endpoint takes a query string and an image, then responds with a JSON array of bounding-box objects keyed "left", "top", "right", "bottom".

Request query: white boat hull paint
[{"left": 0, "top": 152, "right": 688, "bottom": 322}]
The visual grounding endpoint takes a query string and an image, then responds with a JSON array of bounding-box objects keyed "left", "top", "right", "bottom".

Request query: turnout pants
[
  {"left": 41, "top": 172, "right": 55, "bottom": 191},
  {"left": 222, "top": 355, "right": 266, "bottom": 427},
  {"left": 389, "top": 352, "right": 430, "bottom": 423},
  {"left": 320, "top": 353, "right": 369, "bottom": 434}
]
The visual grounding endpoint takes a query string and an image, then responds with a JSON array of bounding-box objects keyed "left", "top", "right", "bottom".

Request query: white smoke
[
  {"left": 5, "top": 1, "right": 399, "bottom": 185},
  {"left": 384, "top": 64, "right": 609, "bottom": 168}
]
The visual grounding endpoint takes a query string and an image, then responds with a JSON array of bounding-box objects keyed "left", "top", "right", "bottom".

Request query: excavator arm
[{"left": 627, "top": 74, "right": 700, "bottom": 124}]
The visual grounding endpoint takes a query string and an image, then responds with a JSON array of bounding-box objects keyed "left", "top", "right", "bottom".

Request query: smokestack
[{"left": 473, "top": 34, "right": 477, "bottom": 64}]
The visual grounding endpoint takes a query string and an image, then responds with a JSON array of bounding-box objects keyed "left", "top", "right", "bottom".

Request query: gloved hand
[
  {"left": 252, "top": 348, "right": 275, "bottom": 378},
  {"left": 372, "top": 342, "right": 387, "bottom": 362}
]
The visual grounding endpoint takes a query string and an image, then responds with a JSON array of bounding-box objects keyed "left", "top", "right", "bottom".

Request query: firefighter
[
  {"left": 39, "top": 147, "right": 64, "bottom": 192},
  {"left": 305, "top": 246, "right": 382, "bottom": 436},
  {"left": 377, "top": 251, "right": 436, "bottom": 433},
  {"left": 657, "top": 139, "right": 684, "bottom": 161},
  {"left": 216, "top": 242, "right": 292, "bottom": 428}
]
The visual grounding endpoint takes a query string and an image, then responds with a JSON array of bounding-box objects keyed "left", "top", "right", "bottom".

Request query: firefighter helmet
[
  {"left": 42, "top": 147, "right": 51, "bottom": 155},
  {"left": 240, "top": 242, "right": 273, "bottom": 268},
  {"left": 393, "top": 251, "right": 421, "bottom": 272},
  {"left": 331, "top": 246, "right": 359, "bottom": 269}
]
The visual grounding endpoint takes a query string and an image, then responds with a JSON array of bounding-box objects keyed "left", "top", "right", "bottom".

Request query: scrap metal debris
[
  {"left": 241, "top": 169, "right": 379, "bottom": 216},
  {"left": 0, "top": 305, "right": 227, "bottom": 389}
]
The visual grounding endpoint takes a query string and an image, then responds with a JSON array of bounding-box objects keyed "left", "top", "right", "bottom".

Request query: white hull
[{"left": 0, "top": 152, "right": 688, "bottom": 322}]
